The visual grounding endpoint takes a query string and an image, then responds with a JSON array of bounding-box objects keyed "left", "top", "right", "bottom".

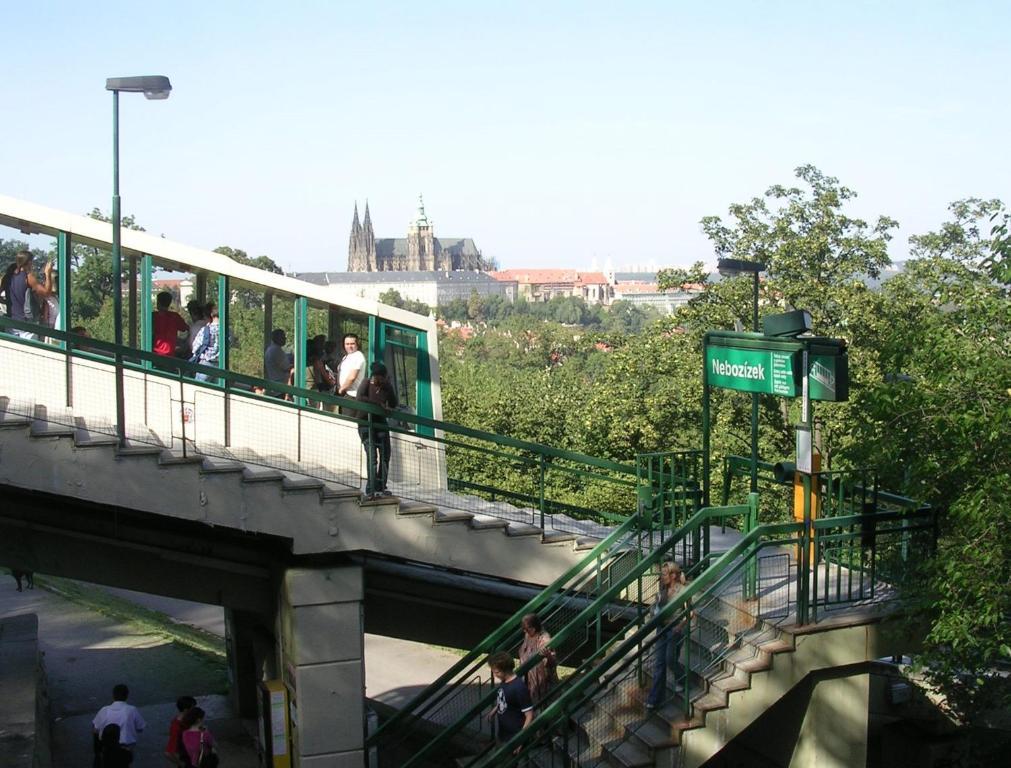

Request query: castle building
[{"left": 347, "top": 195, "right": 487, "bottom": 272}]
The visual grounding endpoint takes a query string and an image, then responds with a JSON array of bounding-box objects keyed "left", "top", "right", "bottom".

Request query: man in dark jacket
[{"left": 357, "top": 361, "right": 398, "bottom": 499}]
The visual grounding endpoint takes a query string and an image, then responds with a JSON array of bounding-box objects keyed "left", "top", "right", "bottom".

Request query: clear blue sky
[{"left": 2, "top": 1, "right": 1008, "bottom": 273}]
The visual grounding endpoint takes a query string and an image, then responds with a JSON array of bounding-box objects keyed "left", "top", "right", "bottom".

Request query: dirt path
[{"left": 0, "top": 577, "right": 257, "bottom": 767}]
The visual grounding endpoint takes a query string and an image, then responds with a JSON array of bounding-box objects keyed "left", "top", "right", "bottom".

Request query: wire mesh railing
[{"left": 0, "top": 318, "right": 642, "bottom": 536}]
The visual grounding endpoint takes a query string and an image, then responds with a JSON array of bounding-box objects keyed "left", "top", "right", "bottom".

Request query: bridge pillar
[
  {"left": 225, "top": 608, "right": 275, "bottom": 719},
  {"left": 279, "top": 565, "right": 365, "bottom": 766}
]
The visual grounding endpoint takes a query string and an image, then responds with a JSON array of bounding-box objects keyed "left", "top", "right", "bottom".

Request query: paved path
[
  {"left": 99, "top": 586, "right": 466, "bottom": 707},
  {"left": 0, "top": 578, "right": 258, "bottom": 767}
]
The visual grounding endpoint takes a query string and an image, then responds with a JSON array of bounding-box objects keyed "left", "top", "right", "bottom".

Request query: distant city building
[
  {"left": 489, "top": 269, "right": 612, "bottom": 305},
  {"left": 347, "top": 195, "right": 488, "bottom": 272},
  {"left": 290, "top": 270, "right": 516, "bottom": 308},
  {"left": 611, "top": 281, "right": 701, "bottom": 314}
]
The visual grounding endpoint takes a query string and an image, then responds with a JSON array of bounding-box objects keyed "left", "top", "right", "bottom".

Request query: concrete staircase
[
  {"left": 534, "top": 603, "right": 796, "bottom": 768},
  {"left": 0, "top": 398, "right": 606, "bottom": 585}
]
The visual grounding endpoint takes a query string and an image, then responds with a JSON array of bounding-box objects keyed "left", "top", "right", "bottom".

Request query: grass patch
[{"left": 37, "top": 575, "right": 226, "bottom": 661}]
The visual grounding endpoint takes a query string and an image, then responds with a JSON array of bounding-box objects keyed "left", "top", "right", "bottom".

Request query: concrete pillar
[
  {"left": 791, "top": 672, "right": 870, "bottom": 768},
  {"left": 279, "top": 565, "right": 365, "bottom": 767}
]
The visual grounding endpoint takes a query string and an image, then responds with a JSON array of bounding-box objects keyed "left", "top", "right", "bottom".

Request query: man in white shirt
[
  {"left": 337, "top": 333, "right": 366, "bottom": 399},
  {"left": 93, "top": 683, "right": 146, "bottom": 749}
]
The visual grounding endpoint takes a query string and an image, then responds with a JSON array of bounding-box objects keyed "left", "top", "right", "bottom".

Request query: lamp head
[
  {"left": 762, "top": 309, "right": 812, "bottom": 338},
  {"left": 106, "top": 76, "right": 172, "bottom": 100},
  {"left": 717, "top": 258, "right": 766, "bottom": 278}
]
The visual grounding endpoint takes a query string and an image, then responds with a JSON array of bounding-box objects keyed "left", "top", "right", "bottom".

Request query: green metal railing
[
  {"left": 468, "top": 499, "right": 935, "bottom": 767},
  {"left": 0, "top": 317, "right": 640, "bottom": 533}
]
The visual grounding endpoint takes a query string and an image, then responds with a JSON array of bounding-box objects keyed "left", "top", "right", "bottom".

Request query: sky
[{"left": 2, "top": 1, "right": 1009, "bottom": 274}]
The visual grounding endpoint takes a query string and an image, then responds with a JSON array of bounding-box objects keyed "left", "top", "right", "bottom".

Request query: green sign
[
  {"left": 706, "top": 347, "right": 798, "bottom": 396},
  {"left": 808, "top": 353, "right": 849, "bottom": 402}
]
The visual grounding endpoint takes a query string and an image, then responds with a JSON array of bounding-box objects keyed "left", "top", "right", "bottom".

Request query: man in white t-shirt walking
[
  {"left": 337, "top": 333, "right": 366, "bottom": 401},
  {"left": 92, "top": 683, "right": 146, "bottom": 750}
]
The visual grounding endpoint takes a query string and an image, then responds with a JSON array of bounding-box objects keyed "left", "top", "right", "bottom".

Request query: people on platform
[
  {"left": 189, "top": 303, "right": 219, "bottom": 382},
  {"left": 486, "top": 651, "right": 534, "bottom": 750},
  {"left": 264, "top": 328, "right": 293, "bottom": 398},
  {"left": 186, "top": 301, "right": 208, "bottom": 358},
  {"left": 152, "top": 291, "right": 189, "bottom": 357},
  {"left": 645, "top": 561, "right": 691, "bottom": 709},
  {"left": 178, "top": 706, "right": 218, "bottom": 768},
  {"left": 99, "top": 723, "right": 134, "bottom": 767},
  {"left": 337, "top": 333, "right": 366, "bottom": 404},
  {"left": 93, "top": 684, "right": 146, "bottom": 751},
  {"left": 164, "top": 695, "right": 196, "bottom": 767},
  {"left": 518, "top": 613, "right": 558, "bottom": 706},
  {"left": 307, "top": 336, "right": 337, "bottom": 410},
  {"left": 2, "top": 251, "right": 53, "bottom": 339},
  {"left": 357, "top": 361, "right": 397, "bottom": 498}
]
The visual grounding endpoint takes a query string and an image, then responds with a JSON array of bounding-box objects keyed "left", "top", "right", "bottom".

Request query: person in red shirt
[
  {"left": 152, "top": 291, "right": 189, "bottom": 356},
  {"left": 164, "top": 695, "right": 196, "bottom": 766}
]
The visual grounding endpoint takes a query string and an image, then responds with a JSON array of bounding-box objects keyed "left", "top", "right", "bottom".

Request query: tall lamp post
[
  {"left": 717, "top": 257, "right": 766, "bottom": 493},
  {"left": 106, "top": 75, "right": 172, "bottom": 445}
]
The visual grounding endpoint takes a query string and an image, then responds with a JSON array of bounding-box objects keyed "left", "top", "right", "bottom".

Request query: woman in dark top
[
  {"left": 99, "top": 723, "right": 133, "bottom": 768},
  {"left": 357, "top": 361, "right": 398, "bottom": 498}
]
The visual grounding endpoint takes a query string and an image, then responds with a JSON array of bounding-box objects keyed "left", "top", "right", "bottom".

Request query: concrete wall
[
  {"left": 682, "top": 623, "right": 902, "bottom": 768},
  {"left": 0, "top": 614, "right": 51, "bottom": 768},
  {"left": 280, "top": 566, "right": 365, "bottom": 766}
]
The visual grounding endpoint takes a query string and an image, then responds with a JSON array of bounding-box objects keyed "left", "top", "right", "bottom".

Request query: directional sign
[{"left": 706, "top": 346, "right": 798, "bottom": 396}]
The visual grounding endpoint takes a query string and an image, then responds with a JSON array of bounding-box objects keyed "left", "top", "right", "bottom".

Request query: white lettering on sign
[{"left": 712, "top": 358, "right": 766, "bottom": 380}]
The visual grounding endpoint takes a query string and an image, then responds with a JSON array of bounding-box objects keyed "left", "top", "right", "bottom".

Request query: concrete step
[
  {"left": 320, "top": 484, "right": 361, "bottom": 501},
  {"left": 73, "top": 418, "right": 119, "bottom": 447},
  {"left": 435, "top": 509, "right": 474, "bottom": 524},
  {"left": 158, "top": 450, "right": 205, "bottom": 466},
  {"left": 505, "top": 522, "right": 544, "bottom": 537},
  {"left": 541, "top": 531, "right": 580, "bottom": 545},
  {"left": 241, "top": 466, "right": 285, "bottom": 483},
  {"left": 281, "top": 474, "right": 325, "bottom": 492},
  {"left": 602, "top": 737, "right": 653, "bottom": 768},
  {"left": 200, "top": 456, "right": 247, "bottom": 474},
  {"left": 469, "top": 515, "right": 510, "bottom": 531},
  {"left": 575, "top": 537, "right": 602, "bottom": 552},
  {"left": 397, "top": 501, "right": 439, "bottom": 517},
  {"left": 29, "top": 404, "right": 74, "bottom": 437}
]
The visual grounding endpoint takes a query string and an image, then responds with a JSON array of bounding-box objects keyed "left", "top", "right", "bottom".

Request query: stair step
[
  {"left": 116, "top": 441, "right": 164, "bottom": 456},
  {"left": 541, "top": 531, "right": 579, "bottom": 545},
  {"left": 241, "top": 467, "right": 285, "bottom": 482},
  {"left": 360, "top": 494, "right": 399, "bottom": 506},
  {"left": 200, "top": 457, "right": 246, "bottom": 474},
  {"left": 0, "top": 404, "right": 32, "bottom": 428},
  {"left": 575, "top": 536, "right": 602, "bottom": 551},
  {"left": 435, "top": 510, "right": 474, "bottom": 524},
  {"left": 505, "top": 522, "right": 543, "bottom": 537},
  {"left": 321, "top": 485, "right": 361, "bottom": 500},
  {"left": 281, "top": 475, "right": 325, "bottom": 492},
  {"left": 30, "top": 416, "right": 74, "bottom": 438},
  {"left": 626, "top": 715, "right": 678, "bottom": 750},
  {"left": 158, "top": 450, "right": 205, "bottom": 466},
  {"left": 398, "top": 502, "right": 438, "bottom": 516},
  {"left": 73, "top": 419, "right": 119, "bottom": 447},
  {"left": 603, "top": 737, "right": 653, "bottom": 768},
  {"left": 469, "top": 515, "right": 509, "bottom": 531}
]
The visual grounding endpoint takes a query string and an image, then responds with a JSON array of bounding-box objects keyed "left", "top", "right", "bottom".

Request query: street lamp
[
  {"left": 717, "top": 258, "right": 766, "bottom": 494},
  {"left": 106, "top": 75, "right": 172, "bottom": 445}
]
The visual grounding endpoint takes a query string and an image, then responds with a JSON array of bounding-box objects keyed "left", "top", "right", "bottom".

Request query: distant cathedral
[{"left": 347, "top": 195, "right": 487, "bottom": 272}]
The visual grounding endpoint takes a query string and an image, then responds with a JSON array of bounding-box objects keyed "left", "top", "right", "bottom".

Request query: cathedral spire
[
  {"left": 348, "top": 201, "right": 364, "bottom": 271},
  {"left": 351, "top": 202, "right": 361, "bottom": 234},
  {"left": 363, "top": 200, "right": 376, "bottom": 270}
]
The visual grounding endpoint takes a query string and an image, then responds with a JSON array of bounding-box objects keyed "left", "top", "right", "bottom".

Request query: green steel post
[
  {"left": 111, "top": 89, "right": 126, "bottom": 447},
  {"left": 750, "top": 271, "right": 759, "bottom": 494},
  {"left": 57, "top": 232, "right": 72, "bottom": 406},
  {"left": 294, "top": 297, "right": 307, "bottom": 406},
  {"left": 140, "top": 254, "right": 153, "bottom": 361},
  {"left": 702, "top": 334, "right": 711, "bottom": 507},
  {"left": 800, "top": 473, "right": 812, "bottom": 624},
  {"left": 262, "top": 291, "right": 273, "bottom": 378},
  {"left": 744, "top": 492, "right": 759, "bottom": 599},
  {"left": 217, "top": 276, "right": 229, "bottom": 374},
  {"left": 127, "top": 256, "right": 137, "bottom": 348},
  {"left": 539, "top": 453, "right": 546, "bottom": 531}
]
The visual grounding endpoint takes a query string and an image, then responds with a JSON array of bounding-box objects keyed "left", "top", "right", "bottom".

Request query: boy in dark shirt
[
  {"left": 486, "top": 651, "right": 534, "bottom": 749},
  {"left": 357, "top": 361, "right": 398, "bottom": 499}
]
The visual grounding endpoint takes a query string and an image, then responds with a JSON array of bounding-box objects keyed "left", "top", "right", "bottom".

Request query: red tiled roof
[{"left": 490, "top": 269, "right": 608, "bottom": 286}]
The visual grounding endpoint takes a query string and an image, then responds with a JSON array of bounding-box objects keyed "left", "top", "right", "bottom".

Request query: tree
[
  {"left": 68, "top": 208, "right": 147, "bottom": 322},
  {"left": 213, "top": 246, "right": 284, "bottom": 309}
]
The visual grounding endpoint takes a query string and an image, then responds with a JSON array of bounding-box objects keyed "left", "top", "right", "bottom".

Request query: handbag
[{"left": 197, "top": 731, "right": 219, "bottom": 768}]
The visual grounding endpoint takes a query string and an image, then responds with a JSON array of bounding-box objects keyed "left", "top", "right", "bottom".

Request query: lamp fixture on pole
[{"left": 106, "top": 75, "right": 172, "bottom": 446}]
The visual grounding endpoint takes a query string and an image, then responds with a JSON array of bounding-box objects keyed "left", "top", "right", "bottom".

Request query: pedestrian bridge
[{"left": 0, "top": 196, "right": 936, "bottom": 768}]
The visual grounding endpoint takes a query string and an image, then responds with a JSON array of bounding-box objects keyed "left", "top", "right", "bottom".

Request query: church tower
[
  {"left": 362, "top": 201, "right": 377, "bottom": 271},
  {"left": 347, "top": 203, "right": 364, "bottom": 271},
  {"left": 406, "top": 194, "right": 436, "bottom": 271}
]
